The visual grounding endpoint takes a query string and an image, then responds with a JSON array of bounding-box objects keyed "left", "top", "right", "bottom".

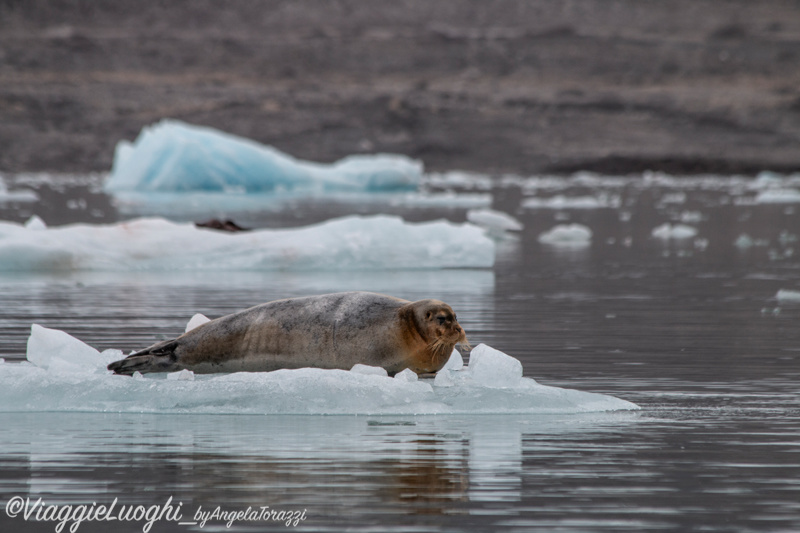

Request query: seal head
[{"left": 399, "top": 299, "right": 468, "bottom": 374}]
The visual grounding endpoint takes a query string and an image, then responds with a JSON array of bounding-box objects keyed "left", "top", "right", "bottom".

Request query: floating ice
[
  {"left": 167, "top": 369, "right": 195, "bottom": 381},
  {"left": 756, "top": 189, "right": 800, "bottom": 204},
  {"left": 24, "top": 215, "right": 47, "bottom": 231},
  {"left": 0, "top": 215, "right": 494, "bottom": 271},
  {"left": 466, "top": 209, "right": 523, "bottom": 234},
  {"left": 0, "top": 177, "right": 38, "bottom": 203},
  {"left": 466, "top": 344, "right": 523, "bottom": 388},
  {"left": 538, "top": 224, "right": 592, "bottom": 246},
  {"left": 651, "top": 223, "right": 698, "bottom": 240},
  {"left": 393, "top": 368, "right": 418, "bottom": 382},
  {"left": 522, "top": 194, "right": 620, "bottom": 210},
  {"left": 350, "top": 364, "right": 389, "bottom": 377},
  {"left": 0, "top": 325, "right": 639, "bottom": 415},
  {"left": 442, "top": 348, "right": 464, "bottom": 371},
  {"left": 105, "top": 120, "right": 423, "bottom": 194},
  {"left": 776, "top": 289, "right": 800, "bottom": 302},
  {"left": 734, "top": 234, "right": 768, "bottom": 248},
  {"left": 185, "top": 313, "right": 211, "bottom": 333}
]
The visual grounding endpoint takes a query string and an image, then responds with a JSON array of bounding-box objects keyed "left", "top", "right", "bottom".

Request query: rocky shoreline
[{"left": 1, "top": 0, "right": 799, "bottom": 176}]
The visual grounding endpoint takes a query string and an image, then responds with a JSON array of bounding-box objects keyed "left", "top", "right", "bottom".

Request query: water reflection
[{"left": 0, "top": 412, "right": 641, "bottom": 529}]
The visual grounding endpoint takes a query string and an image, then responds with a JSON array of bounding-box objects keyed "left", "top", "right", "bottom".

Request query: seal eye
[{"left": 437, "top": 316, "right": 446, "bottom": 325}]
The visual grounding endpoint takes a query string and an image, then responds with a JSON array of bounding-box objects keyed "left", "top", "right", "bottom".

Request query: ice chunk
[
  {"left": 0, "top": 326, "right": 638, "bottom": 415},
  {"left": 167, "top": 369, "right": 195, "bottom": 381},
  {"left": 466, "top": 209, "right": 523, "bottom": 233},
  {"left": 755, "top": 189, "right": 800, "bottom": 204},
  {"left": 185, "top": 313, "right": 211, "bottom": 333},
  {"left": 651, "top": 223, "right": 698, "bottom": 240},
  {"left": 393, "top": 368, "right": 418, "bottom": 382},
  {"left": 538, "top": 224, "right": 592, "bottom": 246},
  {"left": 522, "top": 194, "right": 620, "bottom": 210},
  {"left": 442, "top": 348, "right": 464, "bottom": 371},
  {"left": 26, "top": 324, "right": 104, "bottom": 373},
  {"left": 776, "top": 289, "right": 800, "bottom": 302},
  {"left": 433, "top": 369, "right": 456, "bottom": 387},
  {"left": 350, "top": 364, "right": 389, "bottom": 377},
  {"left": 0, "top": 178, "right": 39, "bottom": 203},
  {"left": 24, "top": 216, "right": 47, "bottom": 230},
  {"left": 105, "top": 120, "right": 423, "bottom": 194},
  {"left": 0, "top": 215, "right": 494, "bottom": 271},
  {"left": 467, "top": 344, "right": 523, "bottom": 388}
]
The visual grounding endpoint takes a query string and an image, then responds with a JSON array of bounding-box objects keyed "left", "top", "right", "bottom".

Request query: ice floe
[
  {"left": 522, "top": 194, "right": 620, "bottom": 210},
  {"left": 538, "top": 224, "right": 592, "bottom": 247},
  {"left": 776, "top": 289, "right": 800, "bottom": 303},
  {"left": 466, "top": 208, "right": 523, "bottom": 236},
  {"left": 105, "top": 120, "right": 423, "bottom": 194},
  {"left": 0, "top": 177, "right": 38, "bottom": 203},
  {"left": 651, "top": 223, "right": 698, "bottom": 240},
  {"left": 0, "top": 325, "right": 639, "bottom": 415},
  {"left": 0, "top": 215, "right": 494, "bottom": 271},
  {"left": 755, "top": 189, "right": 800, "bottom": 204}
]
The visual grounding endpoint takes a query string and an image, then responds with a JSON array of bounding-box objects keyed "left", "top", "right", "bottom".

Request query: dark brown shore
[{"left": 1, "top": 0, "right": 799, "bottom": 176}]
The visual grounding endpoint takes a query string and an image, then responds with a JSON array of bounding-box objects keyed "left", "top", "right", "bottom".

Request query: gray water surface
[{"left": 1, "top": 173, "right": 799, "bottom": 532}]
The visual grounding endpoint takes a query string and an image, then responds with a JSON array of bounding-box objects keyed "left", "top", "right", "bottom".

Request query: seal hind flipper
[{"left": 107, "top": 339, "right": 181, "bottom": 375}]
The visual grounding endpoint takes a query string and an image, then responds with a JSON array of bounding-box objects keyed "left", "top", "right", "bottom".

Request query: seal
[{"left": 107, "top": 291, "right": 468, "bottom": 376}]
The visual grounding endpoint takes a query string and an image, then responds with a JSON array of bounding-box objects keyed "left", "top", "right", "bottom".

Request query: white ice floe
[
  {"left": 0, "top": 215, "right": 494, "bottom": 271},
  {"left": 105, "top": 120, "right": 423, "bottom": 194},
  {"left": 538, "top": 224, "right": 592, "bottom": 247},
  {"left": 734, "top": 234, "right": 769, "bottom": 249},
  {"left": 755, "top": 189, "right": 800, "bottom": 204},
  {"left": 776, "top": 289, "right": 800, "bottom": 302},
  {"left": 185, "top": 313, "right": 211, "bottom": 333},
  {"left": 651, "top": 223, "right": 698, "bottom": 240},
  {"left": 0, "top": 177, "right": 39, "bottom": 204},
  {"left": 0, "top": 325, "right": 639, "bottom": 415},
  {"left": 521, "top": 194, "right": 620, "bottom": 210},
  {"left": 466, "top": 208, "right": 523, "bottom": 235}
]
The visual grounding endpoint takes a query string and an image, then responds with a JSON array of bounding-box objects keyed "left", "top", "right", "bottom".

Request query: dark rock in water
[{"left": 195, "top": 219, "right": 250, "bottom": 232}]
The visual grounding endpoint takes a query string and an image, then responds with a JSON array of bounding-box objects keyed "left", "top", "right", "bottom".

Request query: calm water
[{"left": 1, "top": 172, "right": 799, "bottom": 532}]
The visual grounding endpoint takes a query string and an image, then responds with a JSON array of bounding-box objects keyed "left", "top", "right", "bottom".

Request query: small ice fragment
[
  {"left": 776, "top": 289, "right": 800, "bottom": 302},
  {"left": 99, "top": 349, "right": 125, "bottom": 366},
  {"left": 538, "top": 224, "right": 592, "bottom": 246},
  {"left": 466, "top": 208, "right": 523, "bottom": 232},
  {"left": 779, "top": 231, "right": 798, "bottom": 245},
  {"left": 132, "top": 371, "right": 144, "bottom": 380},
  {"left": 185, "top": 313, "right": 211, "bottom": 333},
  {"left": 26, "top": 324, "right": 101, "bottom": 371},
  {"left": 350, "top": 364, "right": 388, "bottom": 377},
  {"left": 522, "top": 195, "right": 619, "bottom": 210},
  {"left": 167, "top": 369, "right": 195, "bottom": 381},
  {"left": 433, "top": 369, "right": 455, "bottom": 387},
  {"left": 680, "top": 211, "right": 703, "bottom": 223},
  {"left": 651, "top": 223, "right": 698, "bottom": 240},
  {"left": 443, "top": 348, "right": 464, "bottom": 371},
  {"left": 394, "top": 368, "right": 418, "bottom": 382},
  {"left": 755, "top": 189, "right": 800, "bottom": 204},
  {"left": 735, "top": 234, "right": 754, "bottom": 248},
  {"left": 24, "top": 216, "right": 47, "bottom": 231},
  {"left": 467, "top": 344, "right": 523, "bottom": 388}
]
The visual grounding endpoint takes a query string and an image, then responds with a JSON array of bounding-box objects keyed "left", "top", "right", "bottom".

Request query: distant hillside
[{"left": 1, "top": 0, "right": 799, "bottom": 175}]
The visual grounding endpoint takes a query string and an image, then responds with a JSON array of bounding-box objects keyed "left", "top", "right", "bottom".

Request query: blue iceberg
[{"left": 104, "top": 120, "right": 423, "bottom": 194}]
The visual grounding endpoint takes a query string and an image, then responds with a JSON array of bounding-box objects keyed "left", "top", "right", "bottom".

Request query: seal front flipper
[{"left": 107, "top": 339, "right": 181, "bottom": 375}]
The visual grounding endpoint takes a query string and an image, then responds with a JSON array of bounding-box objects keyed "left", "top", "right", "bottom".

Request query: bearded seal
[{"left": 107, "top": 291, "right": 467, "bottom": 376}]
